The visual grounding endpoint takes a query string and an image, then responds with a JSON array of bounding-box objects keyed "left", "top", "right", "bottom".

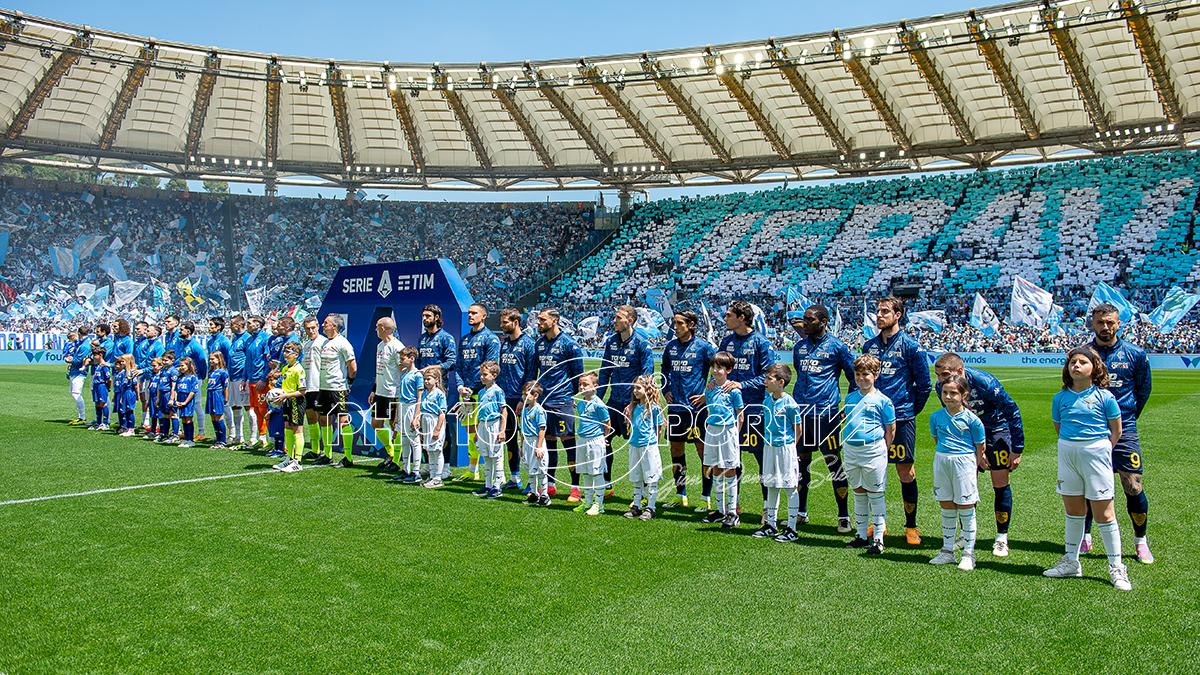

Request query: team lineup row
[{"left": 62, "top": 298, "right": 1153, "bottom": 590}]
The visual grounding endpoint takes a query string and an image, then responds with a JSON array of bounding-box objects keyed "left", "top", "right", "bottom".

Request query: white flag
[
  {"left": 245, "top": 286, "right": 267, "bottom": 315},
  {"left": 579, "top": 316, "right": 600, "bottom": 339},
  {"left": 908, "top": 310, "right": 946, "bottom": 334},
  {"left": 832, "top": 308, "right": 843, "bottom": 337},
  {"left": 112, "top": 280, "right": 147, "bottom": 308},
  {"left": 465, "top": 263, "right": 478, "bottom": 278},
  {"left": 1010, "top": 276, "right": 1055, "bottom": 329},
  {"left": 969, "top": 292, "right": 999, "bottom": 337}
]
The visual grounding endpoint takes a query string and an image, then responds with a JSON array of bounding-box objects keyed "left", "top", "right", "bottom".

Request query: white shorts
[
  {"left": 522, "top": 435, "right": 546, "bottom": 475},
  {"left": 703, "top": 424, "right": 740, "bottom": 469},
  {"left": 398, "top": 402, "right": 420, "bottom": 440},
  {"left": 932, "top": 452, "right": 979, "bottom": 505},
  {"left": 229, "top": 379, "right": 250, "bottom": 407},
  {"left": 69, "top": 374, "right": 85, "bottom": 397},
  {"left": 577, "top": 435, "right": 606, "bottom": 475},
  {"left": 761, "top": 443, "right": 799, "bottom": 489},
  {"left": 628, "top": 443, "right": 663, "bottom": 484},
  {"left": 420, "top": 412, "right": 445, "bottom": 452},
  {"left": 844, "top": 441, "right": 888, "bottom": 492},
  {"left": 476, "top": 417, "right": 503, "bottom": 459},
  {"left": 1057, "top": 437, "right": 1116, "bottom": 501}
]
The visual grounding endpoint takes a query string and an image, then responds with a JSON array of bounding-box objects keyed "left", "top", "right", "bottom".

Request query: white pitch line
[{"left": 0, "top": 469, "right": 277, "bottom": 506}]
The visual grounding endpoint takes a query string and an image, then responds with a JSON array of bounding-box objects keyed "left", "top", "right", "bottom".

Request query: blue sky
[{"left": 18, "top": 0, "right": 968, "bottom": 202}]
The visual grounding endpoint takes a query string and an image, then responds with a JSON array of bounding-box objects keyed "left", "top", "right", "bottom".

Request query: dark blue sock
[
  {"left": 101, "top": 405, "right": 109, "bottom": 425},
  {"left": 183, "top": 421, "right": 194, "bottom": 442},
  {"left": 901, "top": 479, "right": 919, "bottom": 528},
  {"left": 797, "top": 456, "right": 812, "bottom": 512},
  {"left": 1127, "top": 490, "right": 1148, "bottom": 537},
  {"left": 214, "top": 419, "right": 227, "bottom": 443},
  {"left": 274, "top": 436, "right": 285, "bottom": 451},
  {"left": 172, "top": 418, "right": 181, "bottom": 435},
  {"left": 994, "top": 485, "right": 1013, "bottom": 534}
]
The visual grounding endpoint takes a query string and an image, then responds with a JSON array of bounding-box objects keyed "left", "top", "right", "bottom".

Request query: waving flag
[
  {"left": 748, "top": 303, "right": 775, "bottom": 340},
  {"left": 1010, "top": 276, "right": 1055, "bottom": 329},
  {"left": 1148, "top": 286, "right": 1200, "bottom": 334},
  {"left": 784, "top": 286, "right": 812, "bottom": 325},
  {"left": 1086, "top": 281, "right": 1139, "bottom": 323},
  {"left": 832, "top": 307, "right": 844, "bottom": 337},
  {"left": 176, "top": 278, "right": 205, "bottom": 310},
  {"left": 80, "top": 192, "right": 95, "bottom": 205},
  {"left": 487, "top": 248, "right": 503, "bottom": 264},
  {"left": 464, "top": 263, "right": 478, "bottom": 278},
  {"left": 644, "top": 289, "right": 674, "bottom": 335},
  {"left": 579, "top": 316, "right": 600, "bottom": 340},
  {"left": 49, "top": 247, "right": 80, "bottom": 277},
  {"left": 0, "top": 231, "right": 8, "bottom": 267},
  {"left": 908, "top": 310, "right": 947, "bottom": 333},
  {"left": 73, "top": 235, "right": 105, "bottom": 260},
  {"left": 969, "top": 292, "right": 999, "bottom": 337},
  {"left": 634, "top": 307, "right": 667, "bottom": 340},
  {"left": 699, "top": 300, "right": 717, "bottom": 345},
  {"left": 862, "top": 298, "right": 878, "bottom": 340},
  {"left": 112, "top": 280, "right": 147, "bottom": 308}
]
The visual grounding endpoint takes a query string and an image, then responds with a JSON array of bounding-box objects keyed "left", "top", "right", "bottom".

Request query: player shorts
[
  {"left": 844, "top": 441, "right": 888, "bottom": 492},
  {"left": 1111, "top": 426, "right": 1143, "bottom": 474},
  {"left": 888, "top": 418, "right": 917, "bottom": 464},
  {"left": 932, "top": 452, "right": 980, "bottom": 506},
  {"left": 69, "top": 374, "right": 85, "bottom": 398},
  {"left": 314, "top": 389, "right": 349, "bottom": 415},
  {"left": 577, "top": 435, "right": 606, "bottom": 475},
  {"left": 761, "top": 443, "right": 800, "bottom": 489},
  {"left": 522, "top": 435, "right": 546, "bottom": 475},
  {"left": 176, "top": 400, "right": 196, "bottom": 418},
  {"left": 543, "top": 399, "right": 575, "bottom": 438},
  {"left": 607, "top": 402, "right": 631, "bottom": 439},
  {"left": 628, "top": 443, "right": 663, "bottom": 484},
  {"left": 372, "top": 395, "right": 396, "bottom": 421},
  {"left": 204, "top": 395, "right": 226, "bottom": 416},
  {"left": 91, "top": 385, "right": 109, "bottom": 404},
  {"left": 420, "top": 411, "right": 445, "bottom": 452},
  {"left": 740, "top": 407, "right": 765, "bottom": 456},
  {"left": 304, "top": 391, "right": 319, "bottom": 410},
  {"left": 984, "top": 428, "right": 1014, "bottom": 471},
  {"left": 798, "top": 411, "right": 842, "bottom": 455},
  {"left": 703, "top": 423, "right": 740, "bottom": 469},
  {"left": 229, "top": 379, "right": 250, "bottom": 407},
  {"left": 1056, "top": 438, "right": 1116, "bottom": 501},
  {"left": 666, "top": 405, "right": 706, "bottom": 443},
  {"left": 476, "top": 416, "right": 503, "bottom": 458},
  {"left": 282, "top": 397, "right": 306, "bottom": 426}
]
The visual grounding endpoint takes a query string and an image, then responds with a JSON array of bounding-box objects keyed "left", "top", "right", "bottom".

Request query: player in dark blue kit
[
  {"left": 498, "top": 308, "right": 536, "bottom": 491},
  {"left": 661, "top": 309, "right": 715, "bottom": 509},
  {"left": 1083, "top": 303, "right": 1154, "bottom": 564},
  {"left": 598, "top": 305, "right": 655, "bottom": 496},
  {"left": 862, "top": 296, "right": 932, "bottom": 545},
  {"left": 456, "top": 304, "right": 502, "bottom": 482},
  {"left": 176, "top": 321, "right": 209, "bottom": 440},
  {"left": 207, "top": 316, "right": 232, "bottom": 426},
  {"left": 417, "top": 305, "right": 457, "bottom": 478},
  {"left": 531, "top": 308, "right": 585, "bottom": 500},
  {"left": 718, "top": 300, "right": 775, "bottom": 513},
  {"left": 934, "top": 353, "right": 1025, "bottom": 557},
  {"left": 134, "top": 321, "right": 164, "bottom": 430},
  {"left": 790, "top": 305, "right": 855, "bottom": 533}
]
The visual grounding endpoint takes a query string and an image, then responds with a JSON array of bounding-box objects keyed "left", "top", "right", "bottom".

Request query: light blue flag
[
  {"left": 784, "top": 286, "right": 811, "bottom": 324},
  {"left": 1148, "top": 286, "right": 1200, "bottom": 334},
  {"left": 72, "top": 235, "right": 105, "bottom": 259},
  {"left": 634, "top": 307, "right": 666, "bottom": 340},
  {"left": 49, "top": 247, "right": 80, "bottom": 277},
  {"left": 862, "top": 298, "right": 879, "bottom": 340},
  {"left": 98, "top": 251, "right": 128, "bottom": 282},
  {"left": 1087, "top": 281, "right": 1139, "bottom": 323},
  {"left": 0, "top": 232, "right": 8, "bottom": 267}
]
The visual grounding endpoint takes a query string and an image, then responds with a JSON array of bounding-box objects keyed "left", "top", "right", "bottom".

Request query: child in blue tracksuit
[
  {"left": 173, "top": 357, "right": 200, "bottom": 448},
  {"left": 89, "top": 348, "right": 112, "bottom": 430},
  {"left": 144, "top": 357, "right": 162, "bottom": 440}
]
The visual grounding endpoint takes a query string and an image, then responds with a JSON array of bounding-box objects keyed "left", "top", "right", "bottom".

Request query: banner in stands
[
  {"left": 922, "top": 352, "right": 1200, "bottom": 370},
  {"left": 0, "top": 349, "right": 64, "bottom": 365},
  {"left": 316, "top": 259, "right": 474, "bottom": 464}
]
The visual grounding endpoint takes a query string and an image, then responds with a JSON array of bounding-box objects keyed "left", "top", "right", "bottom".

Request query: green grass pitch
[{"left": 2, "top": 363, "right": 1199, "bottom": 674}]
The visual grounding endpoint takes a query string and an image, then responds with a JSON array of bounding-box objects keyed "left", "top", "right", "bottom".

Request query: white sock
[
  {"left": 958, "top": 507, "right": 977, "bottom": 556},
  {"left": 646, "top": 482, "right": 658, "bottom": 511},
  {"left": 1065, "top": 514, "right": 1086, "bottom": 562},
  {"left": 854, "top": 492, "right": 870, "bottom": 540},
  {"left": 868, "top": 492, "right": 886, "bottom": 543},
  {"left": 142, "top": 411, "right": 150, "bottom": 427},
  {"left": 765, "top": 487, "right": 780, "bottom": 527},
  {"left": 1134, "top": 535, "right": 1147, "bottom": 546},
  {"left": 231, "top": 409, "right": 243, "bottom": 441},
  {"left": 726, "top": 475, "right": 739, "bottom": 515},
  {"left": 582, "top": 474, "right": 595, "bottom": 506},
  {"left": 786, "top": 489, "right": 800, "bottom": 530},
  {"left": 714, "top": 473, "right": 726, "bottom": 514},
  {"left": 595, "top": 475, "right": 605, "bottom": 509},
  {"left": 1098, "top": 521, "right": 1123, "bottom": 567},
  {"left": 997, "top": 532, "right": 1008, "bottom": 544},
  {"left": 246, "top": 409, "right": 259, "bottom": 444},
  {"left": 73, "top": 393, "right": 85, "bottom": 419},
  {"left": 942, "top": 508, "right": 958, "bottom": 551},
  {"left": 631, "top": 484, "right": 645, "bottom": 509}
]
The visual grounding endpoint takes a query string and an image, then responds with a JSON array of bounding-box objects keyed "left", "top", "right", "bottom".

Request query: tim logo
[{"left": 395, "top": 274, "right": 435, "bottom": 292}]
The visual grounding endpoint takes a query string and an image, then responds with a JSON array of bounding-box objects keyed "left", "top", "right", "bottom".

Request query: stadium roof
[{"left": 2, "top": 0, "right": 1200, "bottom": 192}]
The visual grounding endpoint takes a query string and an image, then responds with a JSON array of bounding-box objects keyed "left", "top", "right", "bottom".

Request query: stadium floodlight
[
  {"left": 267, "top": 161, "right": 273, "bottom": 168},
  {"left": 734, "top": 53, "right": 744, "bottom": 66},
  {"left": 1167, "top": 123, "right": 1176, "bottom": 131},
  {"left": 689, "top": 58, "right": 700, "bottom": 72},
  {"left": 859, "top": 152, "right": 866, "bottom": 160},
  {"left": 388, "top": 74, "right": 396, "bottom": 90}
]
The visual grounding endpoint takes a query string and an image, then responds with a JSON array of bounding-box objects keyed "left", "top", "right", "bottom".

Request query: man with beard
[
  {"left": 1080, "top": 303, "right": 1154, "bottom": 564},
  {"left": 497, "top": 308, "right": 536, "bottom": 490},
  {"left": 861, "top": 296, "right": 932, "bottom": 545},
  {"left": 455, "top": 304, "right": 502, "bottom": 482},
  {"left": 661, "top": 309, "right": 715, "bottom": 509},
  {"left": 300, "top": 316, "right": 325, "bottom": 458},
  {"left": 598, "top": 305, "right": 654, "bottom": 497},
  {"left": 789, "top": 304, "right": 855, "bottom": 535},
  {"left": 227, "top": 315, "right": 251, "bottom": 447},
  {"left": 717, "top": 300, "right": 775, "bottom": 517},
  {"left": 134, "top": 321, "right": 164, "bottom": 430},
  {"left": 176, "top": 321, "right": 210, "bottom": 440},
  {"left": 531, "top": 309, "right": 584, "bottom": 500}
]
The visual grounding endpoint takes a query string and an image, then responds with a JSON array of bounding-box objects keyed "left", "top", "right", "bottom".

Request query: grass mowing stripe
[{"left": 0, "top": 469, "right": 276, "bottom": 506}]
